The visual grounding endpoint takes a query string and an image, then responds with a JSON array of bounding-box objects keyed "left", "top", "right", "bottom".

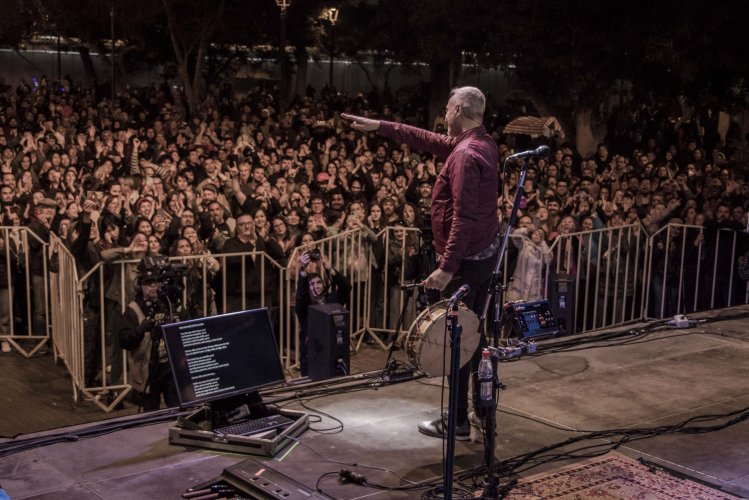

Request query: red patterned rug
[{"left": 505, "top": 452, "right": 739, "bottom": 499}]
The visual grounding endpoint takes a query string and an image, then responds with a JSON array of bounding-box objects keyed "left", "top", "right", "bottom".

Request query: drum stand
[
  {"left": 382, "top": 285, "right": 417, "bottom": 376},
  {"left": 476, "top": 157, "right": 534, "bottom": 498}
]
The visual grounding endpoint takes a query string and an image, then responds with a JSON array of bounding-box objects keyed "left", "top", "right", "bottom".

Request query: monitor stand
[
  {"left": 169, "top": 392, "right": 310, "bottom": 457},
  {"left": 207, "top": 391, "right": 270, "bottom": 430}
]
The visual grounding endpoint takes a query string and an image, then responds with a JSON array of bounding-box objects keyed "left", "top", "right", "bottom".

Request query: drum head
[{"left": 407, "top": 301, "right": 480, "bottom": 377}]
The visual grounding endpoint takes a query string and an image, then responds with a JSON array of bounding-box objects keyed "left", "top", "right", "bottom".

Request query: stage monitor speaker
[
  {"left": 547, "top": 272, "right": 575, "bottom": 335},
  {"left": 308, "top": 303, "right": 350, "bottom": 381}
]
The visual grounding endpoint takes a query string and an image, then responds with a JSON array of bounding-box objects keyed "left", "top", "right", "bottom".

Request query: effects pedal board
[{"left": 506, "top": 299, "right": 560, "bottom": 340}]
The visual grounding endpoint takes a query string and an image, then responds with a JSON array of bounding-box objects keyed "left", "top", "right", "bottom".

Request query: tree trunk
[
  {"left": 383, "top": 62, "right": 396, "bottom": 90},
  {"left": 354, "top": 57, "right": 376, "bottom": 91},
  {"left": 78, "top": 47, "right": 97, "bottom": 85},
  {"left": 428, "top": 58, "right": 452, "bottom": 129},
  {"left": 162, "top": 0, "right": 225, "bottom": 117},
  {"left": 178, "top": 62, "right": 198, "bottom": 115},
  {"left": 574, "top": 106, "right": 602, "bottom": 159},
  {"left": 293, "top": 44, "right": 308, "bottom": 100}
]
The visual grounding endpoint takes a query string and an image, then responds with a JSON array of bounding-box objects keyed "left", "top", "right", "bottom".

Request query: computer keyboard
[{"left": 214, "top": 414, "right": 294, "bottom": 436}]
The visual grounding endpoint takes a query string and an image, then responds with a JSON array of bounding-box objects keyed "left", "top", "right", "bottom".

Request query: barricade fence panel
[
  {"left": 368, "top": 226, "right": 423, "bottom": 344},
  {"left": 546, "top": 224, "right": 648, "bottom": 333},
  {"left": 285, "top": 228, "right": 374, "bottom": 371},
  {"left": 27, "top": 223, "right": 749, "bottom": 412},
  {"left": 0, "top": 226, "right": 51, "bottom": 358},
  {"left": 644, "top": 223, "right": 749, "bottom": 319}
]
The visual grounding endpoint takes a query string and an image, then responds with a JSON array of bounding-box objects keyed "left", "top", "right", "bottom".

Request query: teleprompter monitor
[{"left": 162, "top": 308, "right": 285, "bottom": 408}]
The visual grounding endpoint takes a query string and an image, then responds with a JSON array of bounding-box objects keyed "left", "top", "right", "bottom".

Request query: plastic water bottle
[{"left": 478, "top": 348, "right": 493, "bottom": 407}]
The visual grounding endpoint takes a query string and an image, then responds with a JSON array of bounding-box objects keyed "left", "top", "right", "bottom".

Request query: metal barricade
[
  {"left": 644, "top": 223, "right": 749, "bottom": 319},
  {"left": 48, "top": 234, "right": 87, "bottom": 403},
  {"left": 546, "top": 224, "right": 647, "bottom": 333},
  {"left": 284, "top": 229, "right": 374, "bottom": 371},
  {"left": 0, "top": 226, "right": 50, "bottom": 357},
  {"left": 367, "top": 226, "right": 422, "bottom": 346},
  {"left": 37, "top": 221, "right": 749, "bottom": 413},
  {"left": 210, "top": 250, "right": 286, "bottom": 372},
  {"left": 52, "top": 248, "right": 284, "bottom": 412},
  {"left": 55, "top": 255, "right": 131, "bottom": 412}
]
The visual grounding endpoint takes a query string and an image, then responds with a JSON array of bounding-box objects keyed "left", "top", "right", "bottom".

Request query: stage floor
[{"left": 2, "top": 307, "right": 749, "bottom": 499}]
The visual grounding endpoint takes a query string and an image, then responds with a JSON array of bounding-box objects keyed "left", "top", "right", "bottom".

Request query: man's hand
[
  {"left": 341, "top": 113, "right": 381, "bottom": 132},
  {"left": 424, "top": 268, "right": 453, "bottom": 292}
]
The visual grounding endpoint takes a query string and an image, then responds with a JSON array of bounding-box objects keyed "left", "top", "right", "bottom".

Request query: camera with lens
[
  {"left": 307, "top": 248, "right": 322, "bottom": 261},
  {"left": 137, "top": 255, "right": 190, "bottom": 312}
]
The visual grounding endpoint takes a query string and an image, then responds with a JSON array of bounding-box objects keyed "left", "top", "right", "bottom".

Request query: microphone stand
[
  {"left": 442, "top": 299, "right": 463, "bottom": 500},
  {"left": 477, "top": 157, "right": 532, "bottom": 498}
]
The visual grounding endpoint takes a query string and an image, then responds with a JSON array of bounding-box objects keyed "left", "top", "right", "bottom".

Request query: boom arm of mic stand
[{"left": 480, "top": 158, "right": 531, "bottom": 344}]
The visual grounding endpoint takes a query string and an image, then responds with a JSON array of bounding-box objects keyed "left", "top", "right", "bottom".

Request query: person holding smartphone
[{"left": 294, "top": 250, "right": 350, "bottom": 376}]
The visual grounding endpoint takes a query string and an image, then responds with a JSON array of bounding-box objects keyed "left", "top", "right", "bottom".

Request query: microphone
[
  {"left": 448, "top": 284, "right": 471, "bottom": 306},
  {"left": 506, "top": 145, "right": 550, "bottom": 161},
  {"left": 400, "top": 282, "right": 424, "bottom": 290}
]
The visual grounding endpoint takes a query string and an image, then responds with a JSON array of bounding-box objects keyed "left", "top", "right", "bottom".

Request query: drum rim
[{"left": 405, "top": 300, "right": 481, "bottom": 377}]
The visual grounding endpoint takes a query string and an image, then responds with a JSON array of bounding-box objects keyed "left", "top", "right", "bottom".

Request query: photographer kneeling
[
  {"left": 295, "top": 249, "right": 350, "bottom": 377},
  {"left": 118, "top": 256, "right": 186, "bottom": 411}
]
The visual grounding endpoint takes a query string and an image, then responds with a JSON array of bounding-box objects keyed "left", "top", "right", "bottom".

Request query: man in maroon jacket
[{"left": 343, "top": 86, "right": 500, "bottom": 440}]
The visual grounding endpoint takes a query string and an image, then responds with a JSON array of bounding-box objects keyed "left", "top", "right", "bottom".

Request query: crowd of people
[{"left": 0, "top": 76, "right": 748, "bottom": 366}]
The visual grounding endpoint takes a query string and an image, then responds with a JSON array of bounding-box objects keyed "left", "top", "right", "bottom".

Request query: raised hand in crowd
[
  {"left": 338, "top": 170, "right": 349, "bottom": 190},
  {"left": 94, "top": 139, "right": 106, "bottom": 158},
  {"left": 416, "top": 163, "right": 426, "bottom": 179},
  {"left": 299, "top": 250, "right": 311, "bottom": 271},
  {"left": 322, "top": 254, "right": 337, "bottom": 275},
  {"left": 667, "top": 198, "right": 681, "bottom": 212},
  {"left": 128, "top": 233, "right": 149, "bottom": 255},
  {"left": 425, "top": 159, "right": 437, "bottom": 177},
  {"left": 621, "top": 197, "right": 634, "bottom": 212},
  {"left": 313, "top": 213, "right": 327, "bottom": 231}
]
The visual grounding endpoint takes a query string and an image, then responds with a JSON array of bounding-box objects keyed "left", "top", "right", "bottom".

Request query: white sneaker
[
  {"left": 1, "top": 341, "right": 10, "bottom": 353},
  {"left": 418, "top": 416, "right": 470, "bottom": 441}
]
